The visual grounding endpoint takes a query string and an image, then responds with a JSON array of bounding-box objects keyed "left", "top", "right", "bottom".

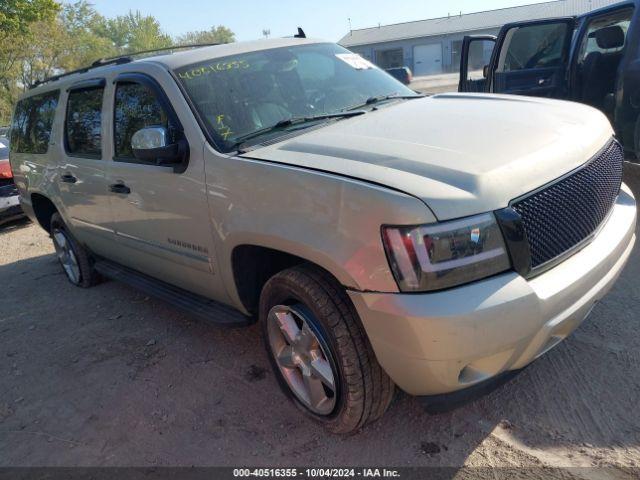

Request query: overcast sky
[{"left": 89, "top": 0, "right": 552, "bottom": 42}]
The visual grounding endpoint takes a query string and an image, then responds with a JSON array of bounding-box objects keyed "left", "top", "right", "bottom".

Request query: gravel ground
[{"left": 0, "top": 164, "right": 639, "bottom": 475}]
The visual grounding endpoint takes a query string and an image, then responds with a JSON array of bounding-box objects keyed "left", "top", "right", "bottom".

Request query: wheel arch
[
  {"left": 230, "top": 244, "right": 353, "bottom": 316},
  {"left": 30, "top": 193, "right": 59, "bottom": 233}
]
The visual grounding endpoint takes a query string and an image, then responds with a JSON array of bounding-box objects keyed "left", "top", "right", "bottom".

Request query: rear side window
[
  {"left": 11, "top": 90, "right": 59, "bottom": 154},
  {"left": 65, "top": 87, "right": 104, "bottom": 158},
  {"left": 114, "top": 82, "right": 169, "bottom": 159},
  {"left": 578, "top": 9, "right": 633, "bottom": 62}
]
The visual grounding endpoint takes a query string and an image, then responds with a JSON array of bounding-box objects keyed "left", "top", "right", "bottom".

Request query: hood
[{"left": 242, "top": 93, "right": 614, "bottom": 220}]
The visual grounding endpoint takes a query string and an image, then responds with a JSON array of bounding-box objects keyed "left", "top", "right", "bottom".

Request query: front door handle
[
  {"left": 109, "top": 183, "right": 131, "bottom": 195},
  {"left": 60, "top": 173, "right": 77, "bottom": 184}
]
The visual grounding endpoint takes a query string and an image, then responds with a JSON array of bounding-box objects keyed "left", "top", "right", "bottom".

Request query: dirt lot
[
  {"left": 1, "top": 164, "right": 639, "bottom": 475},
  {"left": 411, "top": 73, "right": 459, "bottom": 95}
]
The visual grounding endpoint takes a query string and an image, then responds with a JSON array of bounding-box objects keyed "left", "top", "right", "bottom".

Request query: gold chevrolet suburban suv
[{"left": 9, "top": 38, "right": 637, "bottom": 433}]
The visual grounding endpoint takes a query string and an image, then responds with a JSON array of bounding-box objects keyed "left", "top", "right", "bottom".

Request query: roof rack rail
[
  {"left": 30, "top": 42, "right": 221, "bottom": 90},
  {"left": 92, "top": 43, "right": 221, "bottom": 66}
]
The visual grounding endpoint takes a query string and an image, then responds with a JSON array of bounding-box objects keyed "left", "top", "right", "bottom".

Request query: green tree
[
  {"left": 177, "top": 25, "right": 235, "bottom": 45},
  {"left": 0, "top": 2, "right": 235, "bottom": 124},
  {"left": 0, "top": 0, "right": 60, "bottom": 40},
  {"left": 16, "top": 19, "right": 69, "bottom": 88},
  {"left": 8, "top": 2, "right": 113, "bottom": 88},
  {"left": 0, "top": 0, "right": 60, "bottom": 123},
  {"left": 100, "top": 11, "right": 172, "bottom": 54},
  {"left": 59, "top": 1, "right": 115, "bottom": 68}
]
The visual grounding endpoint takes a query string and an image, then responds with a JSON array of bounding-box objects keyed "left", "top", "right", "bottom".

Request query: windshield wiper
[
  {"left": 350, "top": 93, "right": 425, "bottom": 110},
  {"left": 232, "top": 110, "right": 366, "bottom": 150}
]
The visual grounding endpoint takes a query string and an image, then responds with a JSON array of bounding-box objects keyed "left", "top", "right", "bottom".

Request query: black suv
[{"left": 459, "top": 0, "right": 639, "bottom": 159}]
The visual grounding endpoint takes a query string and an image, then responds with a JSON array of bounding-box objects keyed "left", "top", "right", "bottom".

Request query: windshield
[{"left": 174, "top": 43, "right": 416, "bottom": 152}]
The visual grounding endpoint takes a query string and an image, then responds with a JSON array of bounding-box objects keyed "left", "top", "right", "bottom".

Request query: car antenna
[{"left": 294, "top": 27, "right": 306, "bottom": 38}]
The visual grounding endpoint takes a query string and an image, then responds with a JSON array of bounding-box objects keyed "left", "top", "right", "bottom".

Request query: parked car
[
  {"left": 0, "top": 126, "right": 9, "bottom": 137},
  {"left": 385, "top": 66, "right": 412, "bottom": 85},
  {"left": 10, "top": 38, "right": 636, "bottom": 433},
  {"left": 0, "top": 136, "right": 22, "bottom": 223},
  {"left": 459, "top": 0, "right": 639, "bottom": 159}
]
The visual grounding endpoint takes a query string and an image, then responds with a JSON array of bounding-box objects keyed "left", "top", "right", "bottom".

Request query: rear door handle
[
  {"left": 60, "top": 173, "right": 77, "bottom": 184},
  {"left": 109, "top": 183, "right": 131, "bottom": 195}
]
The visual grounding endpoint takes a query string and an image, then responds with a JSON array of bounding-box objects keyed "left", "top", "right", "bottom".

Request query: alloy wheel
[
  {"left": 52, "top": 228, "right": 81, "bottom": 284},
  {"left": 267, "top": 304, "right": 337, "bottom": 415}
]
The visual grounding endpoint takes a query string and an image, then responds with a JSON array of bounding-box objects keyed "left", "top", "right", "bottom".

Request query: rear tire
[
  {"left": 259, "top": 265, "right": 394, "bottom": 434},
  {"left": 50, "top": 213, "right": 101, "bottom": 288}
]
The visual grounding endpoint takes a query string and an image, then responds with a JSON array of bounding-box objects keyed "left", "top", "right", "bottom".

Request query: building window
[{"left": 376, "top": 48, "right": 403, "bottom": 69}]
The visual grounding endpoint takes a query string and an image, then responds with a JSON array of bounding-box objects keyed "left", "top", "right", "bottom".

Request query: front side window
[
  {"left": 500, "top": 23, "right": 571, "bottom": 72},
  {"left": 174, "top": 43, "right": 416, "bottom": 152},
  {"left": 11, "top": 90, "right": 59, "bottom": 154},
  {"left": 114, "top": 82, "right": 169, "bottom": 159},
  {"left": 65, "top": 87, "right": 104, "bottom": 157}
]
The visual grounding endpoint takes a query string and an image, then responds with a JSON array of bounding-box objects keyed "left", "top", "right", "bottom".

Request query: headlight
[{"left": 382, "top": 213, "right": 511, "bottom": 292}]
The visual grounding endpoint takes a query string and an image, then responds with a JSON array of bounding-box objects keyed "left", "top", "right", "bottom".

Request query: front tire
[
  {"left": 50, "top": 213, "right": 100, "bottom": 288},
  {"left": 260, "top": 265, "right": 394, "bottom": 434}
]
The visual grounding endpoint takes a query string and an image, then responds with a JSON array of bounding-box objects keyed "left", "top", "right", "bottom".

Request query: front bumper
[{"left": 349, "top": 184, "right": 637, "bottom": 396}]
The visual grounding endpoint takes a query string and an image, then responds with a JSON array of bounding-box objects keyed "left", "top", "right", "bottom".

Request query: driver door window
[
  {"left": 498, "top": 22, "right": 570, "bottom": 72},
  {"left": 491, "top": 19, "right": 574, "bottom": 98}
]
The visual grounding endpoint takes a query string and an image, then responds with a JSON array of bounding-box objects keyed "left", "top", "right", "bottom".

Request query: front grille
[{"left": 512, "top": 140, "right": 623, "bottom": 270}]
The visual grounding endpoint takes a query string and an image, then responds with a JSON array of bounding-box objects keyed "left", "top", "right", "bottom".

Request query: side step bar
[{"left": 94, "top": 259, "right": 252, "bottom": 328}]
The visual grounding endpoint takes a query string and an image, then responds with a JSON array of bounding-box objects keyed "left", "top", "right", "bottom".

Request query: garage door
[{"left": 413, "top": 44, "right": 443, "bottom": 76}]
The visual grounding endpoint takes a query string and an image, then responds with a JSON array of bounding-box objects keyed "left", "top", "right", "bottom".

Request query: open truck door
[
  {"left": 458, "top": 36, "right": 496, "bottom": 92},
  {"left": 460, "top": 18, "right": 576, "bottom": 98}
]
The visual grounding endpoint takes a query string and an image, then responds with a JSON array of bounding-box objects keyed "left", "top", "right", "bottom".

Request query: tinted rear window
[
  {"left": 65, "top": 87, "right": 104, "bottom": 157},
  {"left": 11, "top": 90, "right": 60, "bottom": 154}
]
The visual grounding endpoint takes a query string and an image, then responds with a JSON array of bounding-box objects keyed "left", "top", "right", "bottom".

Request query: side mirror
[
  {"left": 131, "top": 126, "right": 185, "bottom": 167},
  {"left": 483, "top": 65, "right": 490, "bottom": 79}
]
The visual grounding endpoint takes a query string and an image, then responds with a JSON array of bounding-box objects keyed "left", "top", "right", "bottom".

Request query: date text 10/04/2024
[{"left": 233, "top": 468, "right": 401, "bottom": 478}]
